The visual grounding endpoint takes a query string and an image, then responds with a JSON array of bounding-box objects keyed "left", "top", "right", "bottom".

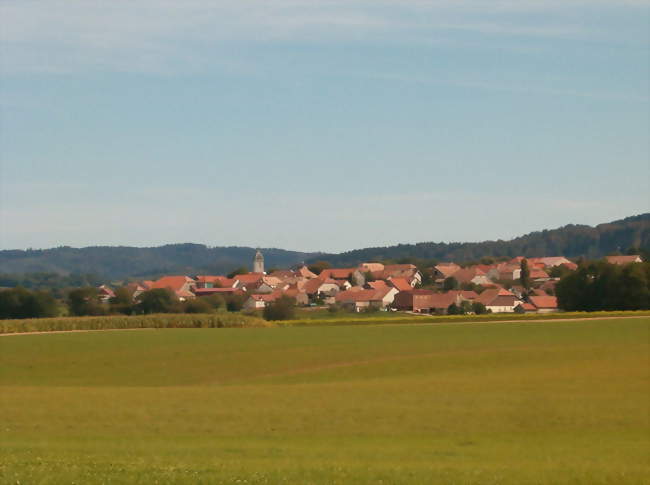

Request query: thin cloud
[{"left": 1, "top": 0, "right": 646, "bottom": 74}]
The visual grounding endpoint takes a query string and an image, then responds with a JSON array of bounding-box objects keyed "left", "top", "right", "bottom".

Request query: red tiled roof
[
  {"left": 359, "top": 262, "right": 385, "bottom": 273},
  {"left": 194, "top": 288, "right": 241, "bottom": 296},
  {"left": 388, "top": 277, "right": 412, "bottom": 291},
  {"left": 320, "top": 268, "right": 356, "bottom": 279},
  {"left": 529, "top": 296, "right": 558, "bottom": 309},
  {"left": 367, "top": 280, "right": 389, "bottom": 290},
  {"left": 150, "top": 276, "right": 194, "bottom": 292},
  {"left": 336, "top": 287, "right": 392, "bottom": 303},
  {"left": 529, "top": 269, "right": 550, "bottom": 279},
  {"left": 606, "top": 255, "right": 642, "bottom": 265},
  {"left": 428, "top": 292, "right": 458, "bottom": 309},
  {"left": 196, "top": 275, "right": 236, "bottom": 287},
  {"left": 234, "top": 273, "right": 265, "bottom": 284},
  {"left": 295, "top": 266, "right": 318, "bottom": 279}
]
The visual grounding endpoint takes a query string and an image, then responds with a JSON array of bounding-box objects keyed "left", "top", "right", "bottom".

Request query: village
[{"left": 95, "top": 251, "right": 644, "bottom": 315}]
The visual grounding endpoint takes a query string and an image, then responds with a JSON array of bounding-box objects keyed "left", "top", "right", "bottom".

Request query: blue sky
[{"left": 1, "top": 0, "right": 648, "bottom": 252}]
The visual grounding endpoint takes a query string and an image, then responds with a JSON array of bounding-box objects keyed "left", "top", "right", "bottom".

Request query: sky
[{"left": 1, "top": 0, "right": 648, "bottom": 253}]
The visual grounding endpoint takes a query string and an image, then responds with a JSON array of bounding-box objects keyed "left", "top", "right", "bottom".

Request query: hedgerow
[
  {"left": 0, "top": 313, "right": 270, "bottom": 334},
  {"left": 275, "top": 310, "right": 650, "bottom": 327}
]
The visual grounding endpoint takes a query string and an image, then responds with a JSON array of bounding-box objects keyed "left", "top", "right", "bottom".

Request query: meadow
[{"left": 1, "top": 317, "right": 648, "bottom": 484}]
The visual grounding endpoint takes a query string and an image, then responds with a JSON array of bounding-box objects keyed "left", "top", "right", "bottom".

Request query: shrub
[
  {"left": 263, "top": 296, "right": 296, "bottom": 321},
  {"left": 136, "top": 289, "right": 179, "bottom": 314},
  {"left": 68, "top": 287, "right": 107, "bottom": 316},
  {"left": 472, "top": 302, "right": 487, "bottom": 315},
  {"left": 183, "top": 298, "right": 214, "bottom": 314}
]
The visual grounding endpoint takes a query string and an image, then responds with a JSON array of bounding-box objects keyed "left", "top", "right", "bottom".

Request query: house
[
  {"left": 387, "top": 277, "right": 413, "bottom": 292},
  {"left": 379, "top": 264, "right": 422, "bottom": 286},
  {"left": 282, "top": 286, "right": 309, "bottom": 306},
  {"left": 359, "top": 262, "right": 385, "bottom": 273},
  {"left": 193, "top": 287, "right": 243, "bottom": 297},
  {"left": 392, "top": 289, "right": 437, "bottom": 312},
  {"left": 528, "top": 295, "right": 559, "bottom": 313},
  {"left": 243, "top": 290, "right": 283, "bottom": 310},
  {"left": 475, "top": 288, "right": 520, "bottom": 313},
  {"left": 195, "top": 276, "right": 236, "bottom": 289},
  {"left": 268, "top": 270, "right": 300, "bottom": 284},
  {"left": 529, "top": 269, "right": 550, "bottom": 281},
  {"left": 606, "top": 255, "right": 643, "bottom": 265},
  {"left": 149, "top": 276, "right": 196, "bottom": 301},
  {"left": 453, "top": 267, "right": 492, "bottom": 286},
  {"left": 487, "top": 263, "right": 520, "bottom": 281},
  {"left": 320, "top": 268, "right": 365, "bottom": 286},
  {"left": 303, "top": 278, "right": 341, "bottom": 301},
  {"left": 366, "top": 280, "right": 390, "bottom": 291},
  {"left": 432, "top": 263, "right": 461, "bottom": 283},
  {"left": 295, "top": 265, "right": 318, "bottom": 279},
  {"left": 519, "top": 302, "right": 537, "bottom": 313},
  {"left": 458, "top": 290, "right": 479, "bottom": 301},
  {"left": 233, "top": 273, "right": 265, "bottom": 288},
  {"left": 97, "top": 285, "right": 115, "bottom": 303},
  {"left": 335, "top": 287, "right": 398, "bottom": 312},
  {"left": 124, "top": 282, "right": 147, "bottom": 300},
  {"left": 510, "top": 256, "right": 572, "bottom": 268},
  {"left": 392, "top": 290, "right": 465, "bottom": 314}
]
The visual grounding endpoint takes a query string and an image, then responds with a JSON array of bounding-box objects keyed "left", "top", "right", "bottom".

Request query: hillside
[
  {"left": 0, "top": 214, "right": 647, "bottom": 281},
  {"left": 313, "top": 213, "right": 650, "bottom": 267},
  {"left": 0, "top": 244, "right": 319, "bottom": 281}
]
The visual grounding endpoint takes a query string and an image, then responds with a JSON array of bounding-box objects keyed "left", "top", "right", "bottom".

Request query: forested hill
[
  {"left": 311, "top": 213, "right": 650, "bottom": 267},
  {"left": 0, "top": 214, "right": 648, "bottom": 283},
  {"left": 0, "top": 245, "right": 320, "bottom": 281}
]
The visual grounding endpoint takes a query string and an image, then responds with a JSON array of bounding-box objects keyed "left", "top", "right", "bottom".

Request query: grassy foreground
[{"left": 1, "top": 318, "right": 648, "bottom": 484}]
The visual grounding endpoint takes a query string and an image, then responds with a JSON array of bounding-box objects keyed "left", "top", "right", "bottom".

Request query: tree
[
  {"left": 109, "top": 287, "right": 134, "bottom": 315},
  {"left": 364, "top": 271, "right": 376, "bottom": 283},
  {"left": 136, "top": 289, "right": 177, "bottom": 314},
  {"left": 68, "top": 287, "right": 106, "bottom": 316},
  {"left": 520, "top": 258, "right": 531, "bottom": 292},
  {"left": 225, "top": 294, "right": 246, "bottom": 312},
  {"left": 447, "top": 303, "right": 460, "bottom": 315},
  {"left": 0, "top": 287, "right": 58, "bottom": 319},
  {"left": 263, "top": 296, "right": 296, "bottom": 321},
  {"left": 443, "top": 277, "right": 459, "bottom": 291},
  {"left": 227, "top": 266, "right": 249, "bottom": 279},
  {"left": 472, "top": 302, "right": 487, "bottom": 314},
  {"left": 307, "top": 261, "right": 331, "bottom": 276},
  {"left": 203, "top": 294, "right": 226, "bottom": 310},
  {"left": 183, "top": 298, "right": 214, "bottom": 314},
  {"left": 556, "top": 261, "right": 650, "bottom": 311}
]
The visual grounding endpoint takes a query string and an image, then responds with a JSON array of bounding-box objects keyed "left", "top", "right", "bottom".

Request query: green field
[{"left": 1, "top": 318, "right": 648, "bottom": 484}]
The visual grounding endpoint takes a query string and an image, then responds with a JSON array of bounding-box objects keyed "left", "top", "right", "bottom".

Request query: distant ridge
[
  {"left": 315, "top": 213, "right": 650, "bottom": 267},
  {"left": 0, "top": 214, "right": 648, "bottom": 280}
]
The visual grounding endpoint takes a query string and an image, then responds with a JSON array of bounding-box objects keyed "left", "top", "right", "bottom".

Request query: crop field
[{"left": 1, "top": 317, "right": 648, "bottom": 484}]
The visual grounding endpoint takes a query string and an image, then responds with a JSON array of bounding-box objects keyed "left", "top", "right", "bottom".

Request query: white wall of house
[{"left": 486, "top": 304, "right": 516, "bottom": 313}]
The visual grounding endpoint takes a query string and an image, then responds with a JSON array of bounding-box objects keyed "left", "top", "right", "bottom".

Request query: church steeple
[{"left": 253, "top": 249, "right": 265, "bottom": 274}]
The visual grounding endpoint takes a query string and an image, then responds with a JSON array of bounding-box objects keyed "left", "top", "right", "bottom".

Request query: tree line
[{"left": 556, "top": 261, "right": 650, "bottom": 311}]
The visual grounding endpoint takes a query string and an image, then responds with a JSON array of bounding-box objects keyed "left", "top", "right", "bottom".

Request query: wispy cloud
[{"left": 1, "top": 0, "right": 647, "bottom": 74}]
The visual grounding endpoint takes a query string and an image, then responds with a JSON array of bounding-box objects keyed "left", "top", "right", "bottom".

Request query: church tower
[{"left": 253, "top": 249, "right": 265, "bottom": 274}]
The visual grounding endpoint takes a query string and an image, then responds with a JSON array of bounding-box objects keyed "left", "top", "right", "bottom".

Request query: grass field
[{"left": 1, "top": 317, "right": 648, "bottom": 484}]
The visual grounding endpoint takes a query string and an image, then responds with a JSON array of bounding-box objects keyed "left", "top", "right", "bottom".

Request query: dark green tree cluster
[
  {"left": 0, "top": 272, "right": 103, "bottom": 291},
  {"left": 447, "top": 301, "right": 487, "bottom": 315},
  {"left": 0, "top": 287, "right": 59, "bottom": 319},
  {"left": 556, "top": 262, "right": 650, "bottom": 311},
  {"left": 263, "top": 296, "right": 296, "bottom": 321}
]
